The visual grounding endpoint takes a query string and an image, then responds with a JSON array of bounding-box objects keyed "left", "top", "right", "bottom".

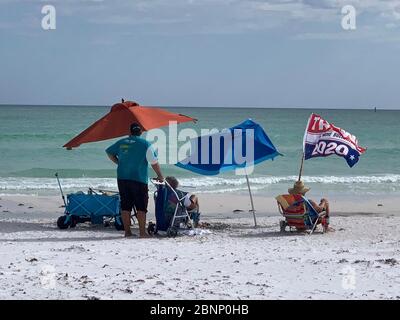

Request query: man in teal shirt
[{"left": 106, "top": 123, "right": 164, "bottom": 238}]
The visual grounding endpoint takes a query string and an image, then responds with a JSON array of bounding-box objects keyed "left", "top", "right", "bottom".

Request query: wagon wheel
[
  {"left": 57, "top": 215, "right": 71, "bottom": 229},
  {"left": 70, "top": 215, "right": 79, "bottom": 228}
]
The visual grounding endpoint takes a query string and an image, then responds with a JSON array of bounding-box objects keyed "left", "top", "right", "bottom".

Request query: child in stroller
[
  {"left": 148, "top": 176, "right": 201, "bottom": 237},
  {"left": 165, "top": 176, "right": 200, "bottom": 226}
]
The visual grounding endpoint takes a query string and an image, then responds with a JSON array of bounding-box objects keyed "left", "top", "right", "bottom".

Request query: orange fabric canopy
[{"left": 63, "top": 101, "right": 196, "bottom": 149}]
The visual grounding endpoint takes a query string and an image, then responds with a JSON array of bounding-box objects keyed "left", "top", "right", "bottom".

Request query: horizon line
[{"left": 0, "top": 104, "right": 398, "bottom": 111}]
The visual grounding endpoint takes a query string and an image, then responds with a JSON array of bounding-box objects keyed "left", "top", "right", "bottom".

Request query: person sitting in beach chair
[
  {"left": 165, "top": 176, "right": 200, "bottom": 227},
  {"left": 276, "top": 180, "right": 331, "bottom": 234}
]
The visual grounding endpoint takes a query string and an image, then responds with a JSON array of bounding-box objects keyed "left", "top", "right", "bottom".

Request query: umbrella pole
[{"left": 245, "top": 172, "right": 257, "bottom": 228}]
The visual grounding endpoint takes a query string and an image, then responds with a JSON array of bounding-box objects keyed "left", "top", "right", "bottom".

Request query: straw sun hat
[{"left": 288, "top": 180, "right": 310, "bottom": 195}]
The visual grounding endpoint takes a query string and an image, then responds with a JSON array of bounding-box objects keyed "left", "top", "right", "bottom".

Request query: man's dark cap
[{"left": 130, "top": 122, "right": 142, "bottom": 135}]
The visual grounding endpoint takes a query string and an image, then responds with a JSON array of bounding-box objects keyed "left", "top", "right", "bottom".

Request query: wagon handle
[{"left": 55, "top": 172, "right": 67, "bottom": 207}]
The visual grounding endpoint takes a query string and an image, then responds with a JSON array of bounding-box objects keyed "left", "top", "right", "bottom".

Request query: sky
[{"left": 0, "top": 0, "right": 400, "bottom": 109}]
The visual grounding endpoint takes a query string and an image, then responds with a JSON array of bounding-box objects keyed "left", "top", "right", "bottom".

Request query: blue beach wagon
[{"left": 55, "top": 174, "right": 123, "bottom": 230}]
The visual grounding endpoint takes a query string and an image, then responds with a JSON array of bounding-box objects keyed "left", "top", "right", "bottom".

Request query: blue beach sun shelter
[{"left": 176, "top": 119, "right": 282, "bottom": 226}]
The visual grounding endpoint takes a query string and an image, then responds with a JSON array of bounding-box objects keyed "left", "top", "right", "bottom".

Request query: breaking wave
[{"left": 0, "top": 174, "right": 400, "bottom": 195}]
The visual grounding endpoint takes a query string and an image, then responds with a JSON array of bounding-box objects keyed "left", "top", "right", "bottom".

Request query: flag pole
[
  {"left": 244, "top": 168, "right": 257, "bottom": 228},
  {"left": 298, "top": 152, "right": 305, "bottom": 181},
  {"left": 299, "top": 114, "right": 311, "bottom": 182}
]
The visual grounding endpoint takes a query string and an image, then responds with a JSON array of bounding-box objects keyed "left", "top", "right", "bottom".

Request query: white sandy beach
[{"left": 0, "top": 194, "right": 399, "bottom": 300}]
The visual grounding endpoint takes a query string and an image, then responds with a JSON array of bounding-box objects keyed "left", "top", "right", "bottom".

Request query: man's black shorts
[{"left": 117, "top": 179, "right": 149, "bottom": 213}]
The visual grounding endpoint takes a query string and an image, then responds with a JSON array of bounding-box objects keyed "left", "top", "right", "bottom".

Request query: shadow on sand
[
  {"left": 229, "top": 228, "right": 325, "bottom": 238},
  {"left": 0, "top": 220, "right": 125, "bottom": 243}
]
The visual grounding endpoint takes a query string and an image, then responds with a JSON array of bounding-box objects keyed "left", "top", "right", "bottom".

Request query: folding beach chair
[{"left": 276, "top": 194, "right": 328, "bottom": 234}]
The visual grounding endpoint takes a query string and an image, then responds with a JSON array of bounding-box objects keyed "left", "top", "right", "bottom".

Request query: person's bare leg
[
  {"left": 121, "top": 210, "right": 133, "bottom": 237},
  {"left": 320, "top": 198, "right": 329, "bottom": 214},
  {"left": 319, "top": 199, "right": 333, "bottom": 232},
  {"left": 187, "top": 195, "right": 200, "bottom": 227},
  {"left": 136, "top": 211, "right": 150, "bottom": 238},
  {"left": 187, "top": 195, "right": 199, "bottom": 211},
  {"left": 319, "top": 199, "right": 330, "bottom": 218}
]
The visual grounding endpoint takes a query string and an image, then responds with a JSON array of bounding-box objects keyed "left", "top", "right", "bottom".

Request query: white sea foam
[
  {"left": 178, "top": 174, "right": 400, "bottom": 187},
  {"left": 0, "top": 178, "right": 117, "bottom": 193},
  {"left": 1, "top": 174, "right": 400, "bottom": 195}
]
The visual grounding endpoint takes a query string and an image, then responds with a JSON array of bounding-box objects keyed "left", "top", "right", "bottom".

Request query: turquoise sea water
[{"left": 0, "top": 105, "right": 399, "bottom": 196}]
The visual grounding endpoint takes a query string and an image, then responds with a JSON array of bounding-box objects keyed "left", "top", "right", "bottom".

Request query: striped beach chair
[{"left": 275, "top": 194, "right": 328, "bottom": 234}]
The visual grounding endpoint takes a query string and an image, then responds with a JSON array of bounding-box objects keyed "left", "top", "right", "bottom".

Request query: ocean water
[{"left": 0, "top": 105, "right": 399, "bottom": 197}]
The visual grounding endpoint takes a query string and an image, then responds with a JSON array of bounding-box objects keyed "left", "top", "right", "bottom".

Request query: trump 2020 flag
[{"left": 303, "top": 113, "right": 366, "bottom": 167}]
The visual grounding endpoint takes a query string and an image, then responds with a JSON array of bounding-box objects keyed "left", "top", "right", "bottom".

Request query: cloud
[
  {"left": 85, "top": 0, "right": 400, "bottom": 31},
  {"left": 1, "top": 0, "right": 400, "bottom": 37}
]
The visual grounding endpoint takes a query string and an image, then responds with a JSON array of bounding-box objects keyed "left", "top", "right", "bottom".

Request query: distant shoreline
[
  {"left": 0, "top": 193, "right": 398, "bottom": 220},
  {"left": 0, "top": 104, "right": 399, "bottom": 111}
]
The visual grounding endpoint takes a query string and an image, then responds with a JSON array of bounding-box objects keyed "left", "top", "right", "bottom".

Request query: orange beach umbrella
[{"left": 63, "top": 101, "right": 196, "bottom": 149}]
